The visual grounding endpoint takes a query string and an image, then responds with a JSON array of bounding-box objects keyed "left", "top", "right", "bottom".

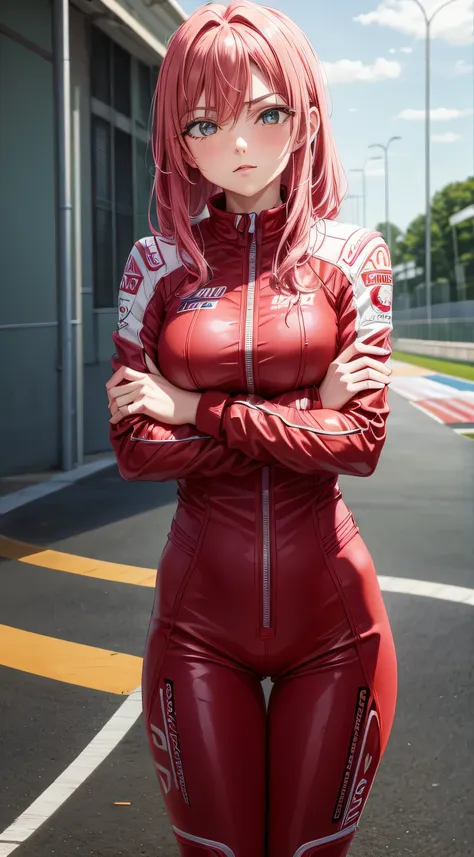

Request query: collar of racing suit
[{"left": 206, "top": 185, "right": 289, "bottom": 243}]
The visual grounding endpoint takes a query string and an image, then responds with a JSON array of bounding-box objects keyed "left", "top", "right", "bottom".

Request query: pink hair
[{"left": 150, "top": 1, "right": 346, "bottom": 294}]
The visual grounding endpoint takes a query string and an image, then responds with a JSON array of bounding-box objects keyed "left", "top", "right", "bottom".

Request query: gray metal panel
[
  {"left": 0, "top": 0, "right": 52, "bottom": 52},
  {"left": 0, "top": 36, "right": 56, "bottom": 325},
  {"left": 0, "top": 17, "right": 59, "bottom": 477},
  {"left": 84, "top": 362, "right": 115, "bottom": 454},
  {"left": 0, "top": 329, "right": 59, "bottom": 475}
]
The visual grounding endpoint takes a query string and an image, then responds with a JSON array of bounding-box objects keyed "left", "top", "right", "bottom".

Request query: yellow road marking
[
  {"left": 0, "top": 625, "right": 142, "bottom": 694},
  {"left": 0, "top": 535, "right": 156, "bottom": 587}
]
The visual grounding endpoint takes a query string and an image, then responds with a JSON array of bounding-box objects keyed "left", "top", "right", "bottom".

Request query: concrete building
[{"left": 0, "top": 0, "right": 186, "bottom": 477}]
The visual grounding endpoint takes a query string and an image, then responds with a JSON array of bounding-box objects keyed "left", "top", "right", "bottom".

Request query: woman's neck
[{"left": 223, "top": 177, "right": 283, "bottom": 215}]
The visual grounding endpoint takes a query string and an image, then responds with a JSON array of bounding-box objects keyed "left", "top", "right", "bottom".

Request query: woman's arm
[
  {"left": 109, "top": 239, "right": 268, "bottom": 482},
  {"left": 194, "top": 238, "right": 393, "bottom": 478}
]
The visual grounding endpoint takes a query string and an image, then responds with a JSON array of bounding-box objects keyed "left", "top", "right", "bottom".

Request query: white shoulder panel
[
  {"left": 117, "top": 235, "right": 184, "bottom": 346},
  {"left": 309, "top": 219, "right": 386, "bottom": 283}
]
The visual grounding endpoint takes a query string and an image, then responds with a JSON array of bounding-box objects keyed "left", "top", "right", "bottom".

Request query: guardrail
[{"left": 392, "top": 318, "right": 474, "bottom": 343}]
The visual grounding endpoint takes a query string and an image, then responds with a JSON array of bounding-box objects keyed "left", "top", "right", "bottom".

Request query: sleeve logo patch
[
  {"left": 361, "top": 270, "right": 392, "bottom": 288},
  {"left": 118, "top": 294, "right": 133, "bottom": 329},
  {"left": 142, "top": 237, "right": 165, "bottom": 271},
  {"left": 370, "top": 284, "right": 392, "bottom": 314},
  {"left": 119, "top": 255, "right": 143, "bottom": 295}
]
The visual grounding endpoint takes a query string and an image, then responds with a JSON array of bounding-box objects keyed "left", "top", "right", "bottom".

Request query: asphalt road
[{"left": 0, "top": 389, "right": 473, "bottom": 857}]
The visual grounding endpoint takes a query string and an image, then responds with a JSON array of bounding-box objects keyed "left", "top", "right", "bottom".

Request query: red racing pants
[{"left": 142, "top": 473, "right": 398, "bottom": 857}]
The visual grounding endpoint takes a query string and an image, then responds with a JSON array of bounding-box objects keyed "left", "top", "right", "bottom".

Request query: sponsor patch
[
  {"left": 178, "top": 299, "right": 218, "bottom": 313},
  {"left": 141, "top": 236, "right": 165, "bottom": 271},
  {"left": 120, "top": 254, "right": 143, "bottom": 295},
  {"left": 370, "top": 284, "right": 392, "bottom": 314},
  {"left": 332, "top": 687, "right": 370, "bottom": 823},
  {"left": 163, "top": 679, "right": 191, "bottom": 806},
  {"left": 271, "top": 293, "right": 315, "bottom": 309},
  {"left": 361, "top": 270, "right": 393, "bottom": 288},
  {"left": 341, "top": 708, "right": 380, "bottom": 829},
  {"left": 118, "top": 294, "right": 134, "bottom": 329},
  {"left": 177, "top": 284, "right": 227, "bottom": 313}
]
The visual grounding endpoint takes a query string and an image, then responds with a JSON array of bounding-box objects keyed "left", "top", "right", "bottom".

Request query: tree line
[{"left": 375, "top": 176, "right": 474, "bottom": 302}]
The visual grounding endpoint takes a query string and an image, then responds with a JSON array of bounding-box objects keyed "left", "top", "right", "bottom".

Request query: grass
[{"left": 391, "top": 350, "right": 474, "bottom": 382}]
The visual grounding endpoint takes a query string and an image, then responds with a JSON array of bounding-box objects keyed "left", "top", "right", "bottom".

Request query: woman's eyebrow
[{"left": 192, "top": 93, "right": 286, "bottom": 113}]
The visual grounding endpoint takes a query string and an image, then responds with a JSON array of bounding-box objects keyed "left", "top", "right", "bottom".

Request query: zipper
[
  {"left": 261, "top": 466, "right": 271, "bottom": 628},
  {"left": 243, "top": 212, "right": 272, "bottom": 631},
  {"left": 244, "top": 214, "right": 257, "bottom": 394}
]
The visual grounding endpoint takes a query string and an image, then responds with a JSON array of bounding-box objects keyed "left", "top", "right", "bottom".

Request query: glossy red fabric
[{"left": 110, "top": 192, "right": 398, "bottom": 856}]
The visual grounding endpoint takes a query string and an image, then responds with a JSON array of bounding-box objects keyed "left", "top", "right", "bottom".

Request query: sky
[{"left": 174, "top": 0, "right": 474, "bottom": 233}]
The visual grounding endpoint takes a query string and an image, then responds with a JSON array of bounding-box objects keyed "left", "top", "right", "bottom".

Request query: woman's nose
[{"left": 235, "top": 136, "right": 247, "bottom": 153}]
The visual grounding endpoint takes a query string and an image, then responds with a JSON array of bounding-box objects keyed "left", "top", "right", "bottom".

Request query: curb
[{"left": 0, "top": 458, "right": 116, "bottom": 516}]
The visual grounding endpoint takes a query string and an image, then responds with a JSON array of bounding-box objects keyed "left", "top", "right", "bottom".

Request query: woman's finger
[
  {"left": 346, "top": 368, "right": 391, "bottom": 386},
  {"left": 343, "top": 357, "right": 392, "bottom": 375},
  {"left": 105, "top": 366, "right": 144, "bottom": 390},
  {"left": 109, "top": 398, "right": 145, "bottom": 424},
  {"left": 337, "top": 341, "right": 391, "bottom": 364},
  {"left": 349, "top": 380, "right": 386, "bottom": 393},
  {"left": 114, "top": 391, "right": 142, "bottom": 409},
  {"left": 108, "top": 379, "right": 143, "bottom": 400}
]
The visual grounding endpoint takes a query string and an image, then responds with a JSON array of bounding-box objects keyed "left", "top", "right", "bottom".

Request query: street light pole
[
  {"left": 350, "top": 167, "right": 367, "bottom": 227},
  {"left": 401, "top": 0, "right": 465, "bottom": 323},
  {"left": 368, "top": 137, "right": 401, "bottom": 255},
  {"left": 346, "top": 194, "right": 363, "bottom": 223}
]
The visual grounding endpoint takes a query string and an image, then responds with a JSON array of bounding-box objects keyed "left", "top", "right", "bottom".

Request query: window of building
[{"left": 90, "top": 28, "right": 160, "bottom": 308}]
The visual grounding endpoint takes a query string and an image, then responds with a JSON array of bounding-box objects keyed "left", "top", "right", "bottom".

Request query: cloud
[
  {"left": 432, "top": 132, "right": 462, "bottom": 143},
  {"left": 454, "top": 59, "right": 474, "bottom": 75},
  {"left": 355, "top": 0, "right": 474, "bottom": 47},
  {"left": 322, "top": 57, "right": 402, "bottom": 85},
  {"left": 400, "top": 47, "right": 413, "bottom": 54},
  {"left": 396, "top": 107, "right": 473, "bottom": 121},
  {"left": 389, "top": 47, "right": 397, "bottom": 53},
  {"left": 348, "top": 107, "right": 359, "bottom": 112}
]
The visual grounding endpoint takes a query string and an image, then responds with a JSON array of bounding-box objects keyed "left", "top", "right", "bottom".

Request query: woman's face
[{"left": 182, "top": 63, "right": 297, "bottom": 197}]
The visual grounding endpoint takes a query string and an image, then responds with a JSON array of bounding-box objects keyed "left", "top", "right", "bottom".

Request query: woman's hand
[
  {"left": 106, "top": 354, "right": 202, "bottom": 426},
  {"left": 319, "top": 341, "right": 392, "bottom": 411}
]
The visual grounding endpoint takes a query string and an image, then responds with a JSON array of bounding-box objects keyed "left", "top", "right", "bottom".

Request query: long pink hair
[{"left": 150, "top": 1, "right": 346, "bottom": 294}]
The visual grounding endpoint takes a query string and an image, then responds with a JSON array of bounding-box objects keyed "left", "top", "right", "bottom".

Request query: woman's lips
[{"left": 234, "top": 165, "right": 257, "bottom": 172}]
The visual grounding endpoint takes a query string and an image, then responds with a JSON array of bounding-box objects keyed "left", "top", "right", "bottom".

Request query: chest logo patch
[
  {"left": 271, "top": 293, "right": 315, "bottom": 309},
  {"left": 177, "top": 285, "right": 227, "bottom": 313}
]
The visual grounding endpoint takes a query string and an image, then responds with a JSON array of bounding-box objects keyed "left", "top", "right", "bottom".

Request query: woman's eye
[
  {"left": 260, "top": 108, "right": 290, "bottom": 125},
  {"left": 187, "top": 121, "right": 217, "bottom": 139}
]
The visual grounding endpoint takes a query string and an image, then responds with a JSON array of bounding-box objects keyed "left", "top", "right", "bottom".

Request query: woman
[{"left": 105, "top": 3, "right": 398, "bottom": 855}]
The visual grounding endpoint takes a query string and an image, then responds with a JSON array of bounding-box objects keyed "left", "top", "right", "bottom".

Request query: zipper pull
[{"left": 248, "top": 212, "right": 256, "bottom": 234}]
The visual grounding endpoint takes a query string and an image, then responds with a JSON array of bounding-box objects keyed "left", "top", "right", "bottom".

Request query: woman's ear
[{"left": 309, "top": 106, "right": 321, "bottom": 144}]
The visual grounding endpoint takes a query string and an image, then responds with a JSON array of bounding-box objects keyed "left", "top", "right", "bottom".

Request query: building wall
[
  {"left": 70, "top": 6, "right": 112, "bottom": 456},
  {"left": 0, "top": 1, "right": 164, "bottom": 476},
  {"left": 0, "top": 0, "right": 59, "bottom": 475}
]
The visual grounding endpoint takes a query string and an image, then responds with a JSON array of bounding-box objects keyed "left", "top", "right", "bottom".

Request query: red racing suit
[{"left": 110, "top": 191, "right": 398, "bottom": 857}]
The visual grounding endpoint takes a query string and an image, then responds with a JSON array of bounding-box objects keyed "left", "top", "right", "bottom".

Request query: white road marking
[
  {"left": 389, "top": 376, "right": 467, "bottom": 401},
  {"left": 378, "top": 577, "right": 474, "bottom": 607},
  {"left": 410, "top": 401, "right": 445, "bottom": 424},
  {"left": 0, "top": 687, "right": 142, "bottom": 853},
  {"left": 0, "top": 577, "right": 473, "bottom": 854}
]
